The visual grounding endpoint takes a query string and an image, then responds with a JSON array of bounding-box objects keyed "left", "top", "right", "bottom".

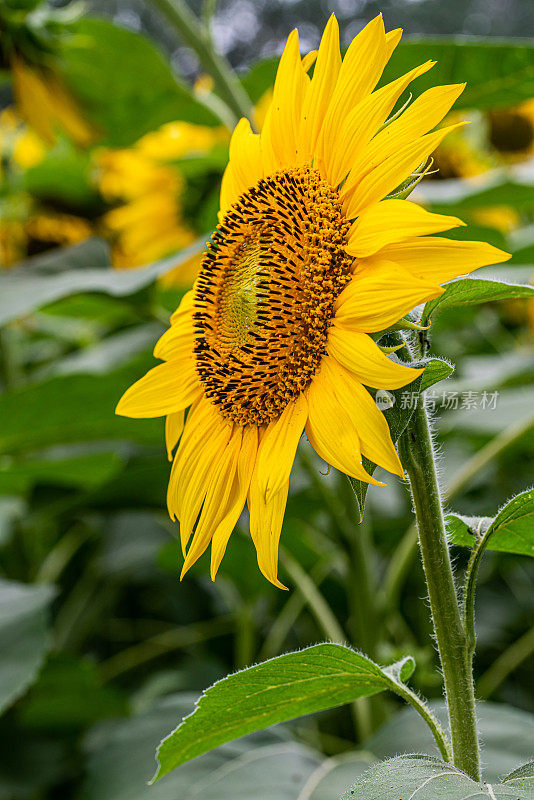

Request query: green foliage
[
  {"left": 422, "top": 279, "right": 534, "bottom": 324},
  {"left": 446, "top": 489, "right": 534, "bottom": 557},
  {"left": 0, "top": 579, "right": 54, "bottom": 715},
  {"left": 154, "top": 645, "right": 415, "bottom": 779},
  {"left": 383, "top": 38, "right": 534, "bottom": 110},
  {"left": 341, "top": 754, "right": 534, "bottom": 800},
  {"left": 0, "top": 238, "right": 204, "bottom": 325},
  {"left": 59, "top": 19, "right": 219, "bottom": 147}
]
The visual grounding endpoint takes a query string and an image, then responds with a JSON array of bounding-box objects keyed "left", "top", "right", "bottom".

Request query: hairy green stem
[
  {"left": 399, "top": 402, "right": 480, "bottom": 780},
  {"left": 151, "top": 0, "right": 252, "bottom": 124}
]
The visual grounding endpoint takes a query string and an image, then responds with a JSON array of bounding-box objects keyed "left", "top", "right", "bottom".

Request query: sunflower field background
[{"left": 1, "top": 1, "right": 534, "bottom": 798}]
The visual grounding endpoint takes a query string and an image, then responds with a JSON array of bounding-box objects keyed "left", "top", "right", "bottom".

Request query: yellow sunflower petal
[
  {"left": 301, "top": 50, "right": 318, "bottom": 72},
  {"left": 210, "top": 425, "right": 258, "bottom": 579},
  {"left": 248, "top": 468, "right": 289, "bottom": 590},
  {"left": 385, "top": 28, "right": 403, "bottom": 58},
  {"left": 165, "top": 410, "right": 185, "bottom": 461},
  {"left": 153, "top": 314, "right": 194, "bottom": 361},
  {"left": 170, "top": 288, "right": 195, "bottom": 324},
  {"left": 362, "top": 237, "right": 512, "bottom": 284},
  {"left": 115, "top": 357, "right": 200, "bottom": 418},
  {"left": 256, "top": 393, "right": 307, "bottom": 503},
  {"left": 346, "top": 199, "right": 464, "bottom": 257},
  {"left": 322, "top": 357, "right": 404, "bottom": 477},
  {"left": 299, "top": 13, "right": 341, "bottom": 163},
  {"left": 262, "top": 28, "right": 309, "bottom": 170},
  {"left": 327, "top": 325, "right": 424, "bottom": 389},
  {"left": 224, "top": 118, "right": 262, "bottom": 210},
  {"left": 334, "top": 261, "right": 442, "bottom": 332},
  {"left": 323, "top": 60, "right": 435, "bottom": 187},
  {"left": 305, "top": 363, "right": 385, "bottom": 485},
  {"left": 181, "top": 427, "right": 243, "bottom": 577},
  {"left": 317, "top": 14, "right": 387, "bottom": 163},
  {"left": 349, "top": 83, "right": 466, "bottom": 187},
  {"left": 342, "top": 122, "right": 466, "bottom": 219}
]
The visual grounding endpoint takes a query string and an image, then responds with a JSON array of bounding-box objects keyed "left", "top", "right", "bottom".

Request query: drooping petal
[
  {"left": 181, "top": 426, "right": 243, "bottom": 577},
  {"left": 327, "top": 325, "right": 423, "bottom": 389},
  {"left": 334, "top": 261, "right": 442, "bottom": 332},
  {"left": 256, "top": 393, "right": 307, "bottom": 502},
  {"left": 115, "top": 357, "right": 200, "bottom": 418},
  {"left": 299, "top": 14, "right": 341, "bottom": 163},
  {"left": 362, "top": 237, "right": 511, "bottom": 284},
  {"left": 321, "top": 357, "right": 404, "bottom": 477},
  {"left": 346, "top": 199, "right": 464, "bottom": 258},
  {"left": 305, "top": 363, "right": 384, "bottom": 484},
  {"left": 248, "top": 464, "right": 289, "bottom": 590},
  {"left": 165, "top": 410, "right": 185, "bottom": 461},
  {"left": 342, "top": 122, "right": 466, "bottom": 219},
  {"left": 210, "top": 425, "right": 258, "bottom": 578}
]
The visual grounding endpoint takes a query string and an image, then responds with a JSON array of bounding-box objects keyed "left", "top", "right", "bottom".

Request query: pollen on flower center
[{"left": 193, "top": 166, "right": 353, "bottom": 425}]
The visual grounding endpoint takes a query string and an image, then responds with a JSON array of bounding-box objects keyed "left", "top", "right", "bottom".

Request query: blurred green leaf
[
  {"left": 154, "top": 645, "right": 415, "bottom": 779},
  {"left": 340, "top": 754, "right": 534, "bottom": 800},
  {"left": 20, "top": 656, "right": 128, "bottom": 731},
  {"left": 367, "top": 701, "right": 534, "bottom": 782},
  {"left": 0, "top": 578, "right": 55, "bottom": 715},
  {"left": 0, "top": 355, "right": 162, "bottom": 455},
  {"left": 60, "top": 18, "right": 219, "bottom": 147},
  {"left": 0, "top": 451, "right": 123, "bottom": 495},
  {"left": 422, "top": 278, "right": 534, "bottom": 323},
  {"left": 446, "top": 488, "right": 534, "bottom": 557},
  {"left": 383, "top": 38, "right": 534, "bottom": 110},
  {"left": 83, "top": 693, "right": 320, "bottom": 800},
  {"left": 24, "top": 138, "right": 100, "bottom": 211},
  {"left": 0, "top": 237, "right": 204, "bottom": 325}
]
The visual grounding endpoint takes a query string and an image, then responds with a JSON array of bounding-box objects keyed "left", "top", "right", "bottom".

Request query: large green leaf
[
  {"left": 367, "top": 701, "right": 534, "bottom": 783},
  {"left": 0, "top": 238, "right": 205, "bottom": 325},
  {"left": 154, "top": 644, "right": 415, "bottom": 780},
  {"left": 446, "top": 488, "right": 534, "bottom": 557},
  {"left": 0, "top": 579, "right": 55, "bottom": 715},
  {"left": 383, "top": 38, "right": 534, "bottom": 110},
  {"left": 83, "top": 693, "right": 322, "bottom": 800},
  {"left": 341, "top": 754, "right": 534, "bottom": 800},
  {"left": 422, "top": 278, "right": 534, "bottom": 324},
  {"left": 60, "top": 18, "right": 218, "bottom": 147}
]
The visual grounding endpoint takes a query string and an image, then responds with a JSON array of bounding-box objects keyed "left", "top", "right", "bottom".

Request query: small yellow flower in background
[
  {"left": 11, "top": 55, "right": 96, "bottom": 148},
  {"left": 96, "top": 121, "right": 228, "bottom": 282},
  {"left": 116, "top": 14, "right": 510, "bottom": 587}
]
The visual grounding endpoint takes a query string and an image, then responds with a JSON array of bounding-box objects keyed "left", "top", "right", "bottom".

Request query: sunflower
[{"left": 116, "top": 15, "right": 509, "bottom": 588}]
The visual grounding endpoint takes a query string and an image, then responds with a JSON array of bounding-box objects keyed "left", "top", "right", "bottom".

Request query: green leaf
[
  {"left": 422, "top": 278, "right": 534, "bottom": 324},
  {"left": 367, "top": 701, "right": 534, "bottom": 783},
  {"left": 154, "top": 644, "right": 415, "bottom": 780},
  {"left": 83, "top": 693, "right": 322, "bottom": 800},
  {"left": 0, "top": 578, "right": 55, "bottom": 715},
  {"left": 0, "top": 237, "right": 205, "bottom": 325},
  {"left": 382, "top": 38, "right": 534, "bottom": 110},
  {"left": 446, "top": 488, "right": 534, "bottom": 557},
  {"left": 420, "top": 358, "right": 455, "bottom": 392},
  {"left": 341, "top": 754, "right": 534, "bottom": 800},
  {"left": 503, "top": 761, "right": 534, "bottom": 786},
  {"left": 60, "top": 18, "right": 218, "bottom": 147}
]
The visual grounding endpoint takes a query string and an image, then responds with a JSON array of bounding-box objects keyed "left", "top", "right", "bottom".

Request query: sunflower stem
[
  {"left": 398, "top": 399, "right": 480, "bottom": 780},
  {"left": 150, "top": 0, "right": 252, "bottom": 125}
]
